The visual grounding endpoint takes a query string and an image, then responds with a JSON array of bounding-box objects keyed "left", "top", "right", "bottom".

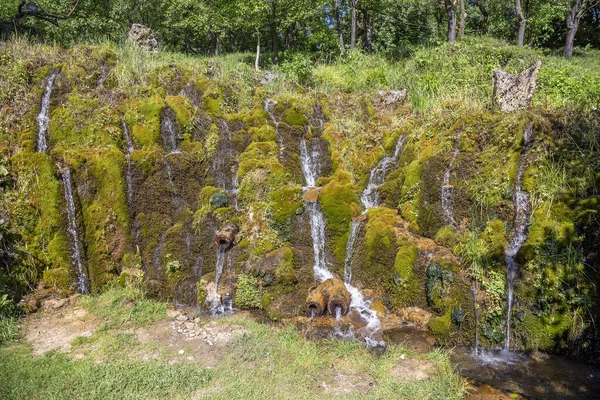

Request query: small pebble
[{"left": 178, "top": 350, "right": 185, "bottom": 355}]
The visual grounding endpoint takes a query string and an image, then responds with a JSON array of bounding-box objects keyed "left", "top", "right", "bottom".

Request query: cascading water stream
[
  {"left": 504, "top": 123, "right": 533, "bottom": 351},
  {"left": 208, "top": 248, "right": 227, "bottom": 314},
  {"left": 122, "top": 119, "right": 135, "bottom": 206},
  {"left": 264, "top": 99, "right": 284, "bottom": 156},
  {"left": 214, "top": 119, "right": 239, "bottom": 210},
  {"left": 36, "top": 70, "right": 59, "bottom": 153},
  {"left": 360, "top": 135, "right": 407, "bottom": 210},
  {"left": 61, "top": 169, "right": 89, "bottom": 294},
  {"left": 161, "top": 112, "right": 180, "bottom": 155},
  {"left": 344, "top": 134, "right": 407, "bottom": 285},
  {"left": 442, "top": 138, "right": 461, "bottom": 229}
]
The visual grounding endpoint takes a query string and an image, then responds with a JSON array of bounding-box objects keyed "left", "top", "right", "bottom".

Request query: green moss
[
  {"left": 319, "top": 176, "right": 361, "bottom": 265},
  {"left": 165, "top": 96, "right": 193, "bottom": 133},
  {"left": 521, "top": 312, "right": 572, "bottom": 351},
  {"left": 124, "top": 96, "right": 165, "bottom": 148},
  {"left": 392, "top": 238, "right": 419, "bottom": 306},
  {"left": 282, "top": 108, "right": 308, "bottom": 126},
  {"left": 435, "top": 225, "right": 458, "bottom": 248},
  {"left": 269, "top": 184, "right": 302, "bottom": 241},
  {"left": 43, "top": 268, "right": 72, "bottom": 294},
  {"left": 364, "top": 208, "right": 398, "bottom": 262},
  {"left": 480, "top": 219, "right": 508, "bottom": 261},
  {"left": 429, "top": 310, "right": 452, "bottom": 338},
  {"left": 234, "top": 274, "right": 262, "bottom": 309},
  {"left": 274, "top": 247, "right": 297, "bottom": 287}
]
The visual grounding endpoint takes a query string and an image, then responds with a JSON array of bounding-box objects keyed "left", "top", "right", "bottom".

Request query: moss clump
[
  {"left": 435, "top": 225, "right": 458, "bottom": 248},
  {"left": 479, "top": 219, "right": 508, "bottom": 261},
  {"left": 269, "top": 184, "right": 302, "bottom": 241},
  {"left": 425, "top": 263, "right": 454, "bottom": 312},
  {"left": 320, "top": 173, "right": 361, "bottom": 265},
  {"left": 429, "top": 310, "right": 452, "bottom": 339},
  {"left": 282, "top": 108, "right": 308, "bottom": 126},
  {"left": 392, "top": 238, "right": 419, "bottom": 306},
  {"left": 124, "top": 96, "right": 165, "bottom": 148},
  {"left": 234, "top": 274, "right": 262, "bottom": 309},
  {"left": 521, "top": 312, "right": 572, "bottom": 352},
  {"left": 43, "top": 268, "right": 72, "bottom": 294},
  {"left": 165, "top": 96, "right": 193, "bottom": 134}
]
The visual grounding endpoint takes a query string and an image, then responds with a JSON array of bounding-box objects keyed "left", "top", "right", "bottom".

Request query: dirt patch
[
  {"left": 134, "top": 309, "right": 247, "bottom": 367},
  {"left": 23, "top": 296, "right": 101, "bottom": 356},
  {"left": 390, "top": 358, "right": 437, "bottom": 381},
  {"left": 321, "top": 371, "right": 375, "bottom": 396}
]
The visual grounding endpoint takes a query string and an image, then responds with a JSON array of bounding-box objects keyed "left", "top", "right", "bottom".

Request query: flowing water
[
  {"left": 360, "top": 135, "right": 407, "bottom": 210},
  {"left": 122, "top": 119, "right": 135, "bottom": 206},
  {"left": 161, "top": 111, "right": 180, "bottom": 154},
  {"left": 344, "top": 135, "right": 408, "bottom": 285},
  {"left": 61, "top": 169, "right": 89, "bottom": 294},
  {"left": 441, "top": 138, "right": 460, "bottom": 229},
  {"left": 264, "top": 98, "right": 284, "bottom": 155},
  {"left": 343, "top": 220, "right": 362, "bottom": 284},
  {"left": 36, "top": 70, "right": 59, "bottom": 153},
  {"left": 504, "top": 124, "right": 533, "bottom": 350},
  {"left": 208, "top": 249, "right": 227, "bottom": 314},
  {"left": 214, "top": 119, "right": 239, "bottom": 209},
  {"left": 152, "top": 232, "right": 167, "bottom": 270}
]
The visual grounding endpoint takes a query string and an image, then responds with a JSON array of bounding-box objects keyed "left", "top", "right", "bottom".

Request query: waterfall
[
  {"left": 442, "top": 138, "right": 460, "bottom": 229},
  {"left": 360, "top": 135, "right": 407, "bottom": 210},
  {"left": 122, "top": 119, "right": 135, "bottom": 206},
  {"left": 208, "top": 248, "right": 227, "bottom": 314},
  {"left": 61, "top": 169, "right": 89, "bottom": 294},
  {"left": 300, "top": 133, "right": 319, "bottom": 187},
  {"left": 343, "top": 220, "right": 362, "bottom": 284},
  {"left": 161, "top": 111, "right": 180, "bottom": 154},
  {"left": 213, "top": 119, "right": 239, "bottom": 209},
  {"left": 344, "top": 134, "right": 407, "bottom": 285},
  {"left": 307, "top": 202, "right": 334, "bottom": 282},
  {"left": 504, "top": 123, "right": 533, "bottom": 351},
  {"left": 472, "top": 283, "right": 480, "bottom": 356},
  {"left": 36, "top": 70, "right": 59, "bottom": 153},
  {"left": 264, "top": 98, "right": 284, "bottom": 155},
  {"left": 153, "top": 231, "right": 167, "bottom": 270},
  {"left": 335, "top": 306, "right": 342, "bottom": 321}
]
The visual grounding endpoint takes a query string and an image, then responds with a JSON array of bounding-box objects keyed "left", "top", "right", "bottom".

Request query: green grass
[
  {"left": 0, "top": 317, "right": 20, "bottom": 346},
  {"left": 78, "top": 286, "right": 167, "bottom": 328},
  {"left": 0, "top": 287, "right": 465, "bottom": 400},
  {"left": 0, "top": 345, "right": 213, "bottom": 400}
]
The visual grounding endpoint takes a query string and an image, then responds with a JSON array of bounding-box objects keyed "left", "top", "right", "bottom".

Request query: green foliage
[
  {"left": 425, "top": 263, "right": 454, "bottom": 312},
  {"left": 234, "top": 274, "right": 262, "bottom": 309},
  {"left": 280, "top": 53, "right": 314, "bottom": 86}
]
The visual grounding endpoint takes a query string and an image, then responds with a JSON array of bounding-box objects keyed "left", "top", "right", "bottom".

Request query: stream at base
[{"left": 451, "top": 346, "right": 600, "bottom": 399}]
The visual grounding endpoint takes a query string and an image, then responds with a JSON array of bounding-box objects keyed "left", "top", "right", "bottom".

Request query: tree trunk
[
  {"left": 444, "top": 0, "right": 457, "bottom": 43},
  {"left": 350, "top": 0, "right": 357, "bottom": 49},
  {"left": 515, "top": 0, "right": 526, "bottom": 46},
  {"left": 271, "top": 3, "right": 279, "bottom": 65},
  {"left": 334, "top": 0, "right": 345, "bottom": 52},
  {"left": 564, "top": 0, "right": 583, "bottom": 58},
  {"left": 475, "top": 0, "right": 489, "bottom": 34},
  {"left": 458, "top": 0, "right": 466, "bottom": 39},
  {"left": 365, "top": 12, "right": 372, "bottom": 53},
  {"left": 255, "top": 31, "right": 260, "bottom": 71}
]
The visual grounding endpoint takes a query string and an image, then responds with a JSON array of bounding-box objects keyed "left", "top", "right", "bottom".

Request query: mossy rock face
[
  {"left": 319, "top": 174, "right": 361, "bottom": 267},
  {"left": 43, "top": 268, "right": 73, "bottom": 295},
  {"left": 390, "top": 238, "right": 420, "bottom": 307},
  {"left": 282, "top": 108, "right": 309, "bottom": 126},
  {"left": 480, "top": 219, "right": 508, "bottom": 261}
]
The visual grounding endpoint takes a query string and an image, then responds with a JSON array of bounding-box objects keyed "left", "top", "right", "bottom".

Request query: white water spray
[
  {"left": 37, "top": 71, "right": 59, "bottom": 153},
  {"left": 504, "top": 123, "right": 533, "bottom": 351},
  {"left": 61, "top": 169, "right": 89, "bottom": 294},
  {"left": 442, "top": 138, "right": 461, "bottom": 228}
]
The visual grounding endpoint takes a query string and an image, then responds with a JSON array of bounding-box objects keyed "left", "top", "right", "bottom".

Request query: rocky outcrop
[
  {"left": 492, "top": 60, "right": 541, "bottom": 112},
  {"left": 128, "top": 24, "right": 158, "bottom": 54},
  {"left": 377, "top": 89, "right": 408, "bottom": 107}
]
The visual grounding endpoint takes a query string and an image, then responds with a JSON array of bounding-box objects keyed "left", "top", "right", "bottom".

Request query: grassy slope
[{"left": 0, "top": 288, "right": 465, "bottom": 400}]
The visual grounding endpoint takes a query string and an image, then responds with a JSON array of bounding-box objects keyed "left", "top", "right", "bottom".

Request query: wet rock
[
  {"left": 303, "top": 187, "right": 321, "bottom": 202},
  {"left": 398, "top": 307, "right": 432, "bottom": 327},
  {"left": 492, "top": 60, "right": 541, "bottom": 112},
  {"left": 383, "top": 325, "right": 436, "bottom": 354},
  {"left": 370, "top": 301, "right": 387, "bottom": 318},
  {"left": 128, "top": 24, "right": 158, "bottom": 54}
]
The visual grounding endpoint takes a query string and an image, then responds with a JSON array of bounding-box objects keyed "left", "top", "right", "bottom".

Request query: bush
[
  {"left": 234, "top": 274, "right": 262, "bottom": 309},
  {"left": 280, "top": 53, "right": 314, "bottom": 86}
]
